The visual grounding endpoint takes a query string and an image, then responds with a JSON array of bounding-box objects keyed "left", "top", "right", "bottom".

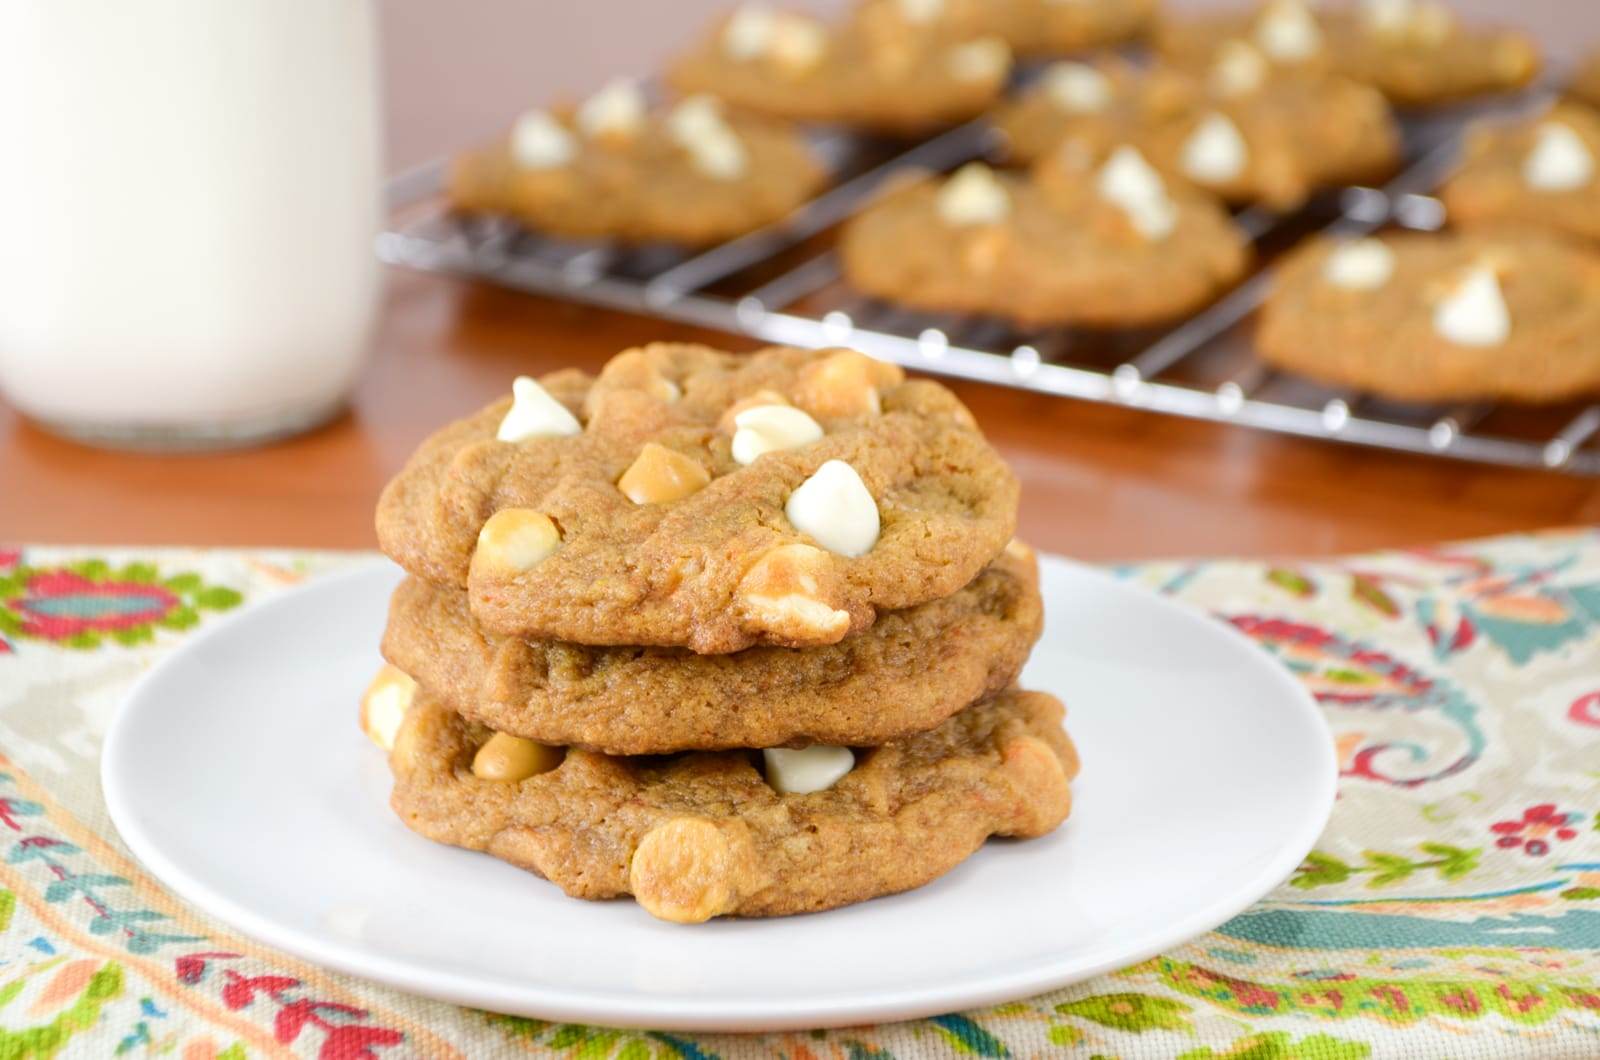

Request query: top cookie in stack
[
  {"left": 376, "top": 344, "right": 1018, "bottom": 654},
  {"left": 367, "top": 344, "right": 1077, "bottom": 922}
]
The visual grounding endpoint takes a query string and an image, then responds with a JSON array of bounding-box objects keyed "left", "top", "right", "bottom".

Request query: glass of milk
[{"left": 0, "top": 0, "right": 383, "bottom": 449}]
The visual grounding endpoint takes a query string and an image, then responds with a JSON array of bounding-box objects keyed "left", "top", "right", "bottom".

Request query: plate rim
[{"left": 102, "top": 553, "right": 1337, "bottom": 1032}]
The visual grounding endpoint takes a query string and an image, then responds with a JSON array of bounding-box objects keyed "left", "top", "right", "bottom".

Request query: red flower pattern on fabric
[{"left": 1489, "top": 804, "right": 1584, "bottom": 857}]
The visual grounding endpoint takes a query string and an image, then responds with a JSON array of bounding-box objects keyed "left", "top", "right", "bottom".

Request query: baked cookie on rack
[
  {"left": 384, "top": 541, "right": 1042, "bottom": 756},
  {"left": 1440, "top": 103, "right": 1600, "bottom": 244},
  {"left": 383, "top": 682, "right": 1078, "bottom": 923},
  {"left": 991, "top": 58, "right": 1192, "bottom": 165},
  {"left": 1154, "top": 0, "right": 1539, "bottom": 107},
  {"left": 1572, "top": 49, "right": 1600, "bottom": 111},
  {"left": 448, "top": 83, "right": 824, "bottom": 246},
  {"left": 1135, "top": 42, "right": 1401, "bottom": 208},
  {"left": 666, "top": 5, "right": 1010, "bottom": 135},
  {"left": 375, "top": 344, "right": 1019, "bottom": 654},
  {"left": 840, "top": 158, "right": 1249, "bottom": 327},
  {"left": 1257, "top": 231, "right": 1600, "bottom": 403},
  {"left": 854, "top": 0, "right": 1156, "bottom": 57}
]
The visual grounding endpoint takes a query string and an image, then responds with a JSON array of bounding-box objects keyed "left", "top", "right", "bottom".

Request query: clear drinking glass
[{"left": 0, "top": 0, "right": 383, "bottom": 450}]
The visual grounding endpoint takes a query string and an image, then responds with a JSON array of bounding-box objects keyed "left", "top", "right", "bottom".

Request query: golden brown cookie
[
  {"left": 1257, "top": 231, "right": 1600, "bottom": 403},
  {"left": 855, "top": 0, "right": 1155, "bottom": 57},
  {"left": 1133, "top": 56, "right": 1401, "bottom": 209},
  {"left": 375, "top": 344, "right": 1019, "bottom": 654},
  {"left": 1155, "top": 0, "right": 1539, "bottom": 108},
  {"left": 991, "top": 58, "right": 1193, "bottom": 165},
  {"left": 448, "top": 86, "right": 824, "bottom": 246},
  {"left": 1440, "top": 103, "right": 1600, "bottom": 244},
  {"left": 840, "top": 160, "right": 1248, "bottom": 326},
  {"left": 1572, "top": 49, "right": 1600, "bottom": 112},
  {"left": 666, "top": 6, "right": 1010, "bottom": 135},
  {"left": 382, "top": 541, "right": 1042, "bottom": 756},
  {"left": 386, "top": 685, "right": 1078, "bottom": 923}
]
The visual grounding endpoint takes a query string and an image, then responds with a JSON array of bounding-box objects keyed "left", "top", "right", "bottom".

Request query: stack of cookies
[{"left": 361, "top": 344, "right": 1079, "bottom": 923}]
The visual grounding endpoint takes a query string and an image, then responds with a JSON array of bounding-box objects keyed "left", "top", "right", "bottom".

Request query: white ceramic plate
[{"left": 103, "top": 555, "right": 1335, "bottom": 1032}]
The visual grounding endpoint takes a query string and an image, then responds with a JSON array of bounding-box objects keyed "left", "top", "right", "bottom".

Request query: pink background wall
[{"left": 378, "top": 0, "right": 1595, "bottom": 170}]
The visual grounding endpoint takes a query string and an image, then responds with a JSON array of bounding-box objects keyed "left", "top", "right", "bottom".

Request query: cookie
[
  {"left": 382, "top": 541, "right": 1042, "bottom": 756},
  {"left": 840, "top": 159, "right": 1249, "bottom": 327},
  {"left": 1440, "top": 103, "right": 1600, "bottom": 244},
  {"left": 1155, "top": 0, "right": 1539, "bottom": 108},
  {"left": 375, "top": 344, "right": 1019, "bottom": 654},
  {"left": 1257, "top": 231, "right": 1600, "bottom": 403},
  {"left": 666, "top": 5, "right": 1010, "bottom": 135},
  {"left": 448, "top": 84, "right": 824, "bottom": 246},
  {"left": 1319, "top": 1, "right": 1539, "bottom": 107},
  {"left": 1134, "top": 53, "right": 1401, "bottom": 208},
  {"left": 385, "top": 684, "right": 1078, "bottom": 922},
  {"left": 1573, "top": 49, "right": 1600, "bottom": 112},
  {"left": 992, "top": 58, "right": 1193, "bottom": 166},
  {"left": 855, "top": 0, "right": 1154, "bottom": 57}
]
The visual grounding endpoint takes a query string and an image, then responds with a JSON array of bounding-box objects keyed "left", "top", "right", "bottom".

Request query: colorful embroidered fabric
[{"left": 0, "top": 533, "right": 1596, "bottom": 1059}]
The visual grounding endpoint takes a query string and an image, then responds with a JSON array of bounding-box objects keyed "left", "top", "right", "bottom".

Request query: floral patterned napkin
[{"left": 0, "top": 532, "right": 1596, "bottom": 1059}]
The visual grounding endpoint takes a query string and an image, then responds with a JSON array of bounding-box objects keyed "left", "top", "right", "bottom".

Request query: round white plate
[{"left": 103, "top": 555, "right": 1335, "bottom": 1032}]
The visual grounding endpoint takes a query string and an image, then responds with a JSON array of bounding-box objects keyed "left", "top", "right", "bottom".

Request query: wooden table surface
[{"left": 3, "top": 267, "right": 1598, "bottom": 561}]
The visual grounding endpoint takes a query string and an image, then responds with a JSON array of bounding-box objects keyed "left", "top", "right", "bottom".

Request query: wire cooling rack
[{"left": 378, "top": 89, "right": 1600, "bottom": 476}]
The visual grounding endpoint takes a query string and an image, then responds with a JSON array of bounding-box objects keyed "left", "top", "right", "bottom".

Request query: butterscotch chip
[
  {"left": 667, "top": 7, "right": 1009, "bottom": 136},
  {"left": 840, "top": 167, "right": 1249, "bottom": 326},
  {"left": 387, "top": 686, "right": 1077, "bottom": 921},
  {"left": 1573, "top": 50, "right": 1600, "bottom": 112},
  {"left": 1257, "top": 231, "right": 1600, "bottom": 403},
  {"left": 382, "top": 546, "right": 1042, "bottom": 755},
  {"left": 448, "top": 101, "right": 823, "bottom": 246},
  {"left": 629, "top": 819, "right": 741, "bottom": 923},
  {"left": 616, "top": 442, "right": 711, "bottom": 506},
  {"left": 359, "top": 664, "right": 416, "bottom": 752},
  {"left": 376, "top": 343, "right": 1017, "bottom": 653},
  {"left": 792, "top": 349, "right": 903, "bottom": 419},
  {"left": 1440, "top": 103, "right": 1600, "bottom": 245}
]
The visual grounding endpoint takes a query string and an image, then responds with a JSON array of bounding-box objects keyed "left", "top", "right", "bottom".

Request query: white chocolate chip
[
  {"left": 510, "top": 110, "right": 575, "bottom": 169},
  {"left": 731, "top": 405, "right": 824, "bottom": 465},
  {"left": 937, "top": 163, "right": 1010, "bottom": 226},
  {"left": 1323, "top": 238, "right": 1395, "bottom": 290},
  {"left": 1255, "top": 0, "right": 1322, "bottom": 61},
  {"left": 1210, "top": 40, "right": 1268, "bottom": 98},
  {"left": 1523, "top": 122, "right": 1594, "bottom": 192},
  {"left": 764, "top": 13, "right": 828, "bottom": 73},
  {"left": 724, "top": 5, "right": 776, "bottom": 59},
  {"left": 947, "top": 37, "right": 1010, "bottom": 83},
  {"left": 785, "top": 460, "right": 880, "bottom": 557},
  {"left": 497, "top": 376, "right": 581, "bottom": 442},
  {"left": 1097, "top": 145, "right": 1178, "bottom": 241},
  {"left": 897, "top": 0, "right": 944, "bottom": 22},
  {"left": 1182, "top": 112, "right": 1249, "bottom": 184},
  {"left": 472, "top": 509, "right": 562, "bottom": 575},
  {"left": 1433, "top": 265, "right": 1510, "bottom": 347},
  {"left": 763, "top": 746, "right": 855, "bottom": 794},
  {"left": 1362, "top": 0, "right": 1413, "bottom": 35},
  {"left": 667, "top": 95, "right": 748, "bottom": 180},
  {"left": 1043, "top": 62, "right": 1113, "bottom": 113},
  {"left": 576, "top": 78, "right": 646, "bottom": 140},
  {"left": 359, "top": 665, "right": 416, "bottom": 753}
]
